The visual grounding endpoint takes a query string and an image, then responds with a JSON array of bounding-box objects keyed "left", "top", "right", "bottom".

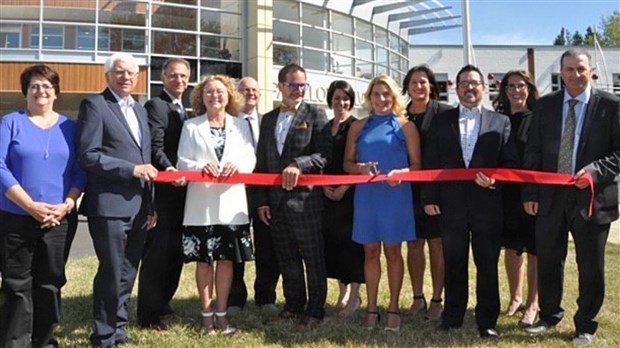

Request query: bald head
[{"left": 238, "top": 77, "right": 261, "bottom": 114}]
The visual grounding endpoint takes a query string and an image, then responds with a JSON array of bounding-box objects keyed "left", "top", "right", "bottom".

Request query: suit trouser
[
  {"left": 535, "top": 188, "right": 609, "bottom": 334},
  {"left": 440, "top": 214, "right": 502, "bottom": 330},
  {"left": 269, "top": 209, "right": 326, "bottom": 319},
  {"left": 230, "top": 214, "right": 280, "bottom": 307},
  {"left": 88, "top": 211, "right": 147, "bottom": 348},
  {"left": 0, "top": 211, "right": 67, "bottom": 348},
  {"left": 137, "top": 206, "right": 184, "bottom": 325}
]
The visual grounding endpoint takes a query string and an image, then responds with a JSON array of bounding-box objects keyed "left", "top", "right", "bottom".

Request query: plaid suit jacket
[{"left": 255, "top": 102, "right": 332, "bottom": 214}]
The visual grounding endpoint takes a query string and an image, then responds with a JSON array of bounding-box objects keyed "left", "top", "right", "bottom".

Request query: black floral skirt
[{"left": 182, "top": 224, "right": 255, "bottom": 264}]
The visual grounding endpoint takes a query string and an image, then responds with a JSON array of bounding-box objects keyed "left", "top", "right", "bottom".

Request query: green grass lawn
[{"left": 57, "top": 242, "right": 620, "bottom": 347}]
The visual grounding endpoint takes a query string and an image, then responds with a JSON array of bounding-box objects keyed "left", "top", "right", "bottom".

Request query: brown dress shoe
[{"left": 295, "top": 316, "right": 322, "bottom": 332}]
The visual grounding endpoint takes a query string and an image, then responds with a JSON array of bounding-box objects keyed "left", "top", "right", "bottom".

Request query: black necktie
[
  {"left": 246, "top": 117, "right": 256, "bottom": 149},
  {"left": 558, "top": 99, "right": 578, "bottom": 174},
  {"left": 176, "top": 102, "right": 186, "bottom": 122}
]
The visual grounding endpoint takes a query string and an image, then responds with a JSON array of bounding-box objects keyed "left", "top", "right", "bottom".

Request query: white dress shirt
[{"left": 458, "top": 104, "right": 482, "bottom": 167}]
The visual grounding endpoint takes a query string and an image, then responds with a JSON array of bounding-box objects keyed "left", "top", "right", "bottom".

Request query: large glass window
[
  {"left": 332, "top": 33, "right": 353, "bottom": 56},
  {"left": 200, "top": 60, "right": 242, "bottom": 78},
  {"left": 99, "top": 1, "right": 146, "bottom": 27},
  {"left": 152, "top": 4, "right": 196, "bottom": 31},
  {"left": 332, "top": 12, "right": 352, "bottom": 35},
  {"left": 389, "top": 32, "right": 400, "bottom": 52},
  {"left": 0, "top": 24, "right": 20, "bottom": 48},
  {"left": 356, "top": 40, "right": 373, "bottom": 61},
  {"left": 332, "top": 55, "right": 353, "bottom": 76},
  {"left": 77, "top": 26, "right": 96, "bottom": 50},
  {"left": 356, "top": 20, "right": 372, "bottom": 41},
  {"left": 273, "top": 1, "right": 299, "bottom": 22},
  {"left": 302, "top": 4, "right": 326, "bottom": 27},
  {"left": 274, "top": 21, "right": 299, "bottom": 44},
  {"left": 303, "top": 27, "right": 327, "bottom": 50},
  {"left": 376, "top": 47, "right": 388, "bottom": 69},
  {"left": 200, "top": 35, "right": 240, "bottom": 60},
  {"left": 31, "top": 24, "right": 63, "bottom": 49},
  {"left": 376, "top": 27, "right": 388, "bottom": 47},
  {"left": 356, "top": 61, "right": 374, "bottom": 80},
  {"left": 153, "top": 31, "right": 196, "bottom": 56},
  {"left": 122, "top": 29, "right": 146, "bottom": 53},
  {"left": 201, "top": 10, "right": 240, "bottom": 36},
  {"left": 303, "top": 49, "right": 329, "bottom": 72},
  {"left": 273, "top": 45, "right": 299, "bottom": 66}
]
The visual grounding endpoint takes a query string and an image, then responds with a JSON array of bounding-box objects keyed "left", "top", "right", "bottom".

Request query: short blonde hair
[
  {"left": 190, "top": 74, "right": 243, "bottom": 116},
  {"left": 363, "top": 74, "right": 406, "bottom": 118}
]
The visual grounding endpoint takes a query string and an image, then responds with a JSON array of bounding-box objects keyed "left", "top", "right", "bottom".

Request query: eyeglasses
[
  {"left": 506, "top": 83, "right": 528, "bottom": 91},
  {"left": 204, "top": 89, "right": 227, "bottom": 97},
  {"left": 457, "top": 80, "right": 483, "bottom": 88},
  {"left": 283, "top": 82, "right": 309, "bottom": 90},
  {"left": 29, "top": 84, "right": 54, "bottom": 91},
  {"left": 111, "top": 70, "right": 139, "bottom": 78}
]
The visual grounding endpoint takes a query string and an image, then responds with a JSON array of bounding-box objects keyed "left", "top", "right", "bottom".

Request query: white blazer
[{"left": 177, "top": 113, "right": 256, "bottom": 226}]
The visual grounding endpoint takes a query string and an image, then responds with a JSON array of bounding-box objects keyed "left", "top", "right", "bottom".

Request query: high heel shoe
[
  {"left": 410, "top": 295, "right": 427, "bottom": 315},
  {"left": 201, "top": 311, "right": 216, "bottom": 335},
  {"left": 506, "top": 299, "right": 525, "bottom": 316},
  {"left": 215, "top": 311, "right": 237, "bottom": 335},
  {"left": 338, "top": 296, "right": 361, "bottom": 317},
  {"left": 425, "top": 298, "right": 443, "bottom": 321},
  {"left": 519, "top": 306, "right": 539, "bottom": 327},
  {"left": 384, "top": 311, "right": 400, "bottom": 332},
  {"left": 364, "top": 310, "right": 380, "bottom": 330}
]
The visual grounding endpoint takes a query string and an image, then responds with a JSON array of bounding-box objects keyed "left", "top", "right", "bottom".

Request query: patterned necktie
[
  {"left": 557, "top": 99, "right": 578, "bottom": 174},
  {"left": 176, "top": 102, "right": 186, "bottom": 122}
]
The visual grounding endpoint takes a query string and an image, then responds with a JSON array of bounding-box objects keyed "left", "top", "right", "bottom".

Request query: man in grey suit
[
  {"left": 255, "top": 64, "right": 332, "bottom": 332},
  {"left": 522, "top": 49, "right": 620, "bottom": 346},
  {"left": 137, "top": 58, "right": 190, "bottom": 330},
  {"left": 422, "top": 65, "right": 518, "bottom": 339},
  {"left": 77, "top": 53, "right": 158, "bottom": 348}
]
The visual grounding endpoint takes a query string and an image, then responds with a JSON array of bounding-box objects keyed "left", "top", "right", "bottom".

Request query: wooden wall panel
[{"left": 0, "top": 62, "right": 147, "bottom": 95}]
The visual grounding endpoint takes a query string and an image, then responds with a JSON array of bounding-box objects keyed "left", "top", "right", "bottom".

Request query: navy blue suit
[{"left": 77, "top": 88, "right": 153, "bottom": 348}]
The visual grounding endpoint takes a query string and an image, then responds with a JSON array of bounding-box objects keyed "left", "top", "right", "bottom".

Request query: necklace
[{"left": 40, "top": 127, "right": 53, "bottom": 160}]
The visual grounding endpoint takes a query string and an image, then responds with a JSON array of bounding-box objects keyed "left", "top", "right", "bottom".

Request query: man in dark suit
[
  {"left": 137, "top": 58, "right": 190, "bottom": 330},
  {"left": 229, "top": 76, "right": 281, "bottom": 315},
  {"left": 255, "top": 64, "right": 332, "bottom": 332},
  {"left": 77, "top": 53, "right": 158, "bottom": 348},
  {"left": 422, "top": 65, "right": 518, "bottom": 339},
  {"left": 522, "top": 49, "right": 620, "bottom": 346}
]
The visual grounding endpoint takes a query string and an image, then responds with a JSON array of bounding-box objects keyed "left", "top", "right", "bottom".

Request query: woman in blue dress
[{"left": 343, "top": 74, "right": 421, "bottom": 332}]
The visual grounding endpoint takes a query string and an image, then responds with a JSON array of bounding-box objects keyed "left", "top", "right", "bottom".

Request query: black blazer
[
  {"left": 522, "top": 88, "right": 620, "bottom": 223},
  {"left": 77, "top": 88, "right": 154, "bottom": 218},
  {"left": 145, "top": 90, "right": 187, "bottom": 209},
  {"left": 421, "top": 106, "right": 518, "bottom": 218},
  {"left": 254, "top": 102, "right": 332, "bottom": 214}
]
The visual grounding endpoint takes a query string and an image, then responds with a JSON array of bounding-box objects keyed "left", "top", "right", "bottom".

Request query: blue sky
[{"left": 411, "top": 0, "right": 620, "bottom": 45}]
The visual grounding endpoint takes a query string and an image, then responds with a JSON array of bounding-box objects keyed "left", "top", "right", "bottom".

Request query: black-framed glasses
[
  {"left": 283, "top": 82, "right": 309, "bottom": 90},
  {"left": 457, "top": 80, "right": 483, "bottom": 88}
]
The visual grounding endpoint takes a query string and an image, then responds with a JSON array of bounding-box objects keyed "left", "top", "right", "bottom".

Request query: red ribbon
[{"left": 155, "top": 168, "right": 594, "bottom": 216}]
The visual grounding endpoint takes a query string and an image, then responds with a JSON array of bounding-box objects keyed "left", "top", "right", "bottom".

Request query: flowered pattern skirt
[{"left": 182, "top": 224, "right": 255, "bottom": 264}]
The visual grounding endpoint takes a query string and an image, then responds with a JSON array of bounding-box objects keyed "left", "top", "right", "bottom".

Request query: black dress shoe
[
  {"left": 572, "top": 332, "right": 595, "bottom": 346},
  {"left": 479, "top": 328, "right": 500, "bottom": 338},
  {"left": 525, "top": 320, "right": 553, "bottom": 334},
  {"left": 437, "top": 322, "right": 460, "bottom": 332},
  {"left": 295, "top": 316, "right": 322, "bottom": 332}
]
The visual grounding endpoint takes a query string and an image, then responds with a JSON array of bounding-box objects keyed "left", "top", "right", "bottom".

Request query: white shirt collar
[
  {"left": 108, "top": 88, "right": 135, "bottom": 107},
  {"left": 163, "top": 89, "right": 183, "bottom": 106},
  {"left": 563, "top": 84, "right": 591, "bottom": 105},
  {"left": 459, "top": 104, "right": 482, "bottom": 115}
]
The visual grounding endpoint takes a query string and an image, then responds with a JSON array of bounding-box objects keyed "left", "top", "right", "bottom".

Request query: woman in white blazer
[{"left": 177, "top": 74, "right": 256, "bottom": 335}]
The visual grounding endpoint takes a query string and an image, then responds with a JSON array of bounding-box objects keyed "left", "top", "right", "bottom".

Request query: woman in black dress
[
  {"left": 322, "top": 80, "right": 365, "bottom": 317},
  {"left": 492, "top": 70, "right": 540, "bottom": 326},
  {"left": 402, "top": 65, "right": 451, "bottom": 321}
]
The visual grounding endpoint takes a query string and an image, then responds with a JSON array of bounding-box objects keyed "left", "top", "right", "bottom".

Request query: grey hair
[{"left": 104, "top": 52, "right": 139, "bottom": 73}]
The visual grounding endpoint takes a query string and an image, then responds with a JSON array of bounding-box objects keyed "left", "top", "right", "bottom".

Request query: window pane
[
  {"left": 331, "top": 55, "right": 353, "bottom": 75},
  {"left": 152, "top": 5, "right": 196, "bottom": 30},
  {"left": 43, "top": 0, "right": 96, "bottom": 22},
  {"left": 77, "top": 26, "right": 96, "bottom": 50},
  {"left": 274, "top": 44, "right": 299, "bottom": 66},
  {"left": 302, "top": 4, "right": 326, "bottom": 27},
  {"left": 390, "top": 51, "right": 399, "bottom": 72},
  {"left": 99, "top": 1, "right": 146, "bottom": 26},
  {"left": 333, "top": 33, "right": 353, "bottom": 56},
  {"left": 303, "top": 49, "right": 328, "bottom": 72},
  {"left": 274, "top": 21, "right": 299, "bottom": 44},
  {"left": 200, "top": 0, "right": 240, "bottom": 12},
  {"left": 122, "top": 29, "right": 146, "bottom": 53},
  {"left": 98, "top": 27, "right": 110, "bottom": 51},
  {"left": 376, "top": 27, "right": 388, "bottom": 47},
  {"left": 273, "top": 0, "right": 299, "bottom": 21},
  {"left": 376, "top": 47, "right": 388, "bottom": 67},
  {"left": 356, "top": 20, "right": 372, "bottom": 40},
  {"left": 303, "top": 27, "right": 327, "bottom": 50},
  {"left": 0, "top": 24, "right": 21, "bottom": 48},
  {"left": 163, "top": 0, "right": 196, "bottom": 5},
  {"left": 151, "top": 57, "right": 198, "bottom": 83},
  {"left": 356, "top": 61, "right": 373, "bottom": 80},
  {"left": 31, "top": 24, "right": 63, "bottom": 49},
  {"left": 356, "top": 40, "right": 373, "bottom": 61},
  {"left": 200, "top": 60, "right": 242, "bottom": 79},
  {"left": 400, "top": 38, "right": 408, "bottom": 56},
  {"left": 332, "top": 12, "right": 352, "bottom": 35},
  {"left": 389, "top": 32, "right": 399, "bottom": 52},
  {"left": 200, "top": 35, "right": 240, "bottom": 60},
  {"left": 152, "top": 31, "right": 196, "bottom": 55},
  {"left": 201, "top": 10, "right": 240, "bottom": 36}
]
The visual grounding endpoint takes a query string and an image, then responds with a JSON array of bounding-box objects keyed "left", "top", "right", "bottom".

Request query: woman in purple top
[{"left": 0, "top": 65, "right": 85, "bottom": 348}]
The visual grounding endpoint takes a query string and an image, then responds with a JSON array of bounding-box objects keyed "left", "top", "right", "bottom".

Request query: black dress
[
  {"left": 322, "top": 117, "right": 365, "bottom": 284},
  {"left": 502, "top": 110, "right": 536, "bottom": 254}
]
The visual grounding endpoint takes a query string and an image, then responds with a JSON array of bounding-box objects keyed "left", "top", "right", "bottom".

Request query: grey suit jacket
[
  {"left": 421, "top": 106, "right": 518, "bottom": 219},
  {"left": 77, "top": 88, "right": 154, "bottom": 218},
  {"left": 254, "top": 102, "right": 332, "bottom": 214},
  {"left": 522, "top": 88, "right": 620, "bottom": 223}
]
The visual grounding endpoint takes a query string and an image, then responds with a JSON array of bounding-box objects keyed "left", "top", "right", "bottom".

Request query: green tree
[
  {"left": 584, "top": 26, "right": 598, "bottom": 46},
  {"left": 553, "top": 27, "right": 567, "bottom": 45},
  {"left": 599, "top": 10, "right": 620, "bottom": 46},
  {"left": 572, "top": 30, "right": 584, "bottom": 46}
]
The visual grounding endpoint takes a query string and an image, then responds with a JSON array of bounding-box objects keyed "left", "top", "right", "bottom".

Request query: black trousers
[
  {"left": 137, "top": 205, "right": 184, "bottom": 325},
  {"left": 0, "top": 211, "right": 68, "bottom": 348},
  {"left": 535, "top": 187, "right": 609, "bottom": 334},
  {"left": 440, "top": 214, "right": 502, "bottom": 330},
  {"left": 88, "top": 211, "right": 147, "bottom": 348},
  {"left": 229, "top": 214, "right": 280, "bottom": 307}
]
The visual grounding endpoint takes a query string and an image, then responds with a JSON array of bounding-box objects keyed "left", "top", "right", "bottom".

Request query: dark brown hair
[
  {"left": 402, "top": 64, "right": 440, "bottom": 100},
  {"left": 492, "top": 70, "right": 539, "bottom": 114},
  {"left": 20, "top": 64, "right": 60, "bottom": 97},
  {"left": 326, "top": 80, "right": 355, "bottom": 110}
]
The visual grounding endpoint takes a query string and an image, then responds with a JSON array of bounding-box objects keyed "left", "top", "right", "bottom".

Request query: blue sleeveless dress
[{"left": 352, "top": 114, "right": 416, "bottom": 245}]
